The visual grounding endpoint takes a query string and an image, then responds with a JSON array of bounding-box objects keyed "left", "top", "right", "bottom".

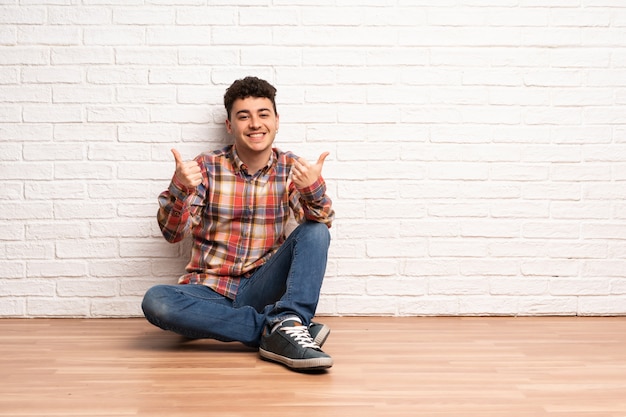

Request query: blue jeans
[{"left": 141, "top": 221, "right": 331, "bottom": 347}]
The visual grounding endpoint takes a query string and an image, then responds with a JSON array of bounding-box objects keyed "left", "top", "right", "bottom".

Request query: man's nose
[{"left": 249, "top": 115, "right": 261, "bottom": 129}]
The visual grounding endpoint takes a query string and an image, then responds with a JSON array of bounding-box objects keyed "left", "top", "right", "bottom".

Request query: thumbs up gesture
[
  {"left": 292, "top": 152, "right": 329, "bottom": 189},
  {"left": 171, "top": 148, "right": 202, "bottom": 189}
]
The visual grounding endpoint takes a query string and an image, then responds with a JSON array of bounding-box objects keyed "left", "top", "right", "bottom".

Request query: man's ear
[{"left": 225, "top": 118, "right": 232, "bottom": 134}]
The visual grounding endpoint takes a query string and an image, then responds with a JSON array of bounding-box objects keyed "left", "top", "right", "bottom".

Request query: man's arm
[
  {"left": 289, "top": 177, "right": 334, "bottom": 227},
  {"left": 289, "top": 152, "right": 334, "bottom": 227},
  {"left": 157, "top": 149, "right": 204, "bottom": 243}
]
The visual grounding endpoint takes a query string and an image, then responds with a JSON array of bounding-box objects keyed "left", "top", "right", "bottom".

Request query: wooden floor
[{"left": 1, "top": 317, "right": 626, "bottom": 417}]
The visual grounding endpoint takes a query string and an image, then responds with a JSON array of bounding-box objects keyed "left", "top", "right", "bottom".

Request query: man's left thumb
[{"left": 317, "top": 152, "right": 330, "bottom": 165}]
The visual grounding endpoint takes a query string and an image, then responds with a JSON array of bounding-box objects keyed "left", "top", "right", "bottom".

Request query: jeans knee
[
  {"left": 141, "top": 285, "right": 170, "bottom": 321},
  {"left": 300, "top": 221, "right": 331, "bottom": 247}
]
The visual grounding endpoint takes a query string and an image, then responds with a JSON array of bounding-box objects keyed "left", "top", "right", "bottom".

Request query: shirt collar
[{"left": 230, "top": 145, "right": 276, "bottom": 176}]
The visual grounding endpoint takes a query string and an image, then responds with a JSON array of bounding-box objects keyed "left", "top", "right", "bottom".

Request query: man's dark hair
[{"left": 224, "top": 76, "right": 277, "bottom": 120}]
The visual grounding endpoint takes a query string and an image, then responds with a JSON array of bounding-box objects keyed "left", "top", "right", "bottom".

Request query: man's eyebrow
[{"left": 235, "top": 108, "right": 272, "bottom": 116}]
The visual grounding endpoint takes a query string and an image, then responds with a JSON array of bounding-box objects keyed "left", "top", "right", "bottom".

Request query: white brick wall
[{"left": 2, "top": 1, "right": 626, "bottom": 317}]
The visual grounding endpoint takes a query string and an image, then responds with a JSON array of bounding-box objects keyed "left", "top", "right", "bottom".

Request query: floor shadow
[{"left": 130, "top": 328, "right": 258, "bottom": 353}]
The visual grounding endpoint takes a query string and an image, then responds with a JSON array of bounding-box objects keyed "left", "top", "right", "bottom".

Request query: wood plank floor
[{"left": 1, "top": 317, "right": 626, "bottom": 417}]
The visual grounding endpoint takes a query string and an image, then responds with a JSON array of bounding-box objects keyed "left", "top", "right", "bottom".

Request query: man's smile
[{"left": 247, "top": 132, "right": 266, "bottom": 139}]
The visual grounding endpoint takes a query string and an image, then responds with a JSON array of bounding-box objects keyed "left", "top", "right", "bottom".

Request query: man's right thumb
[{"left": 171, "top": 148, "right": 182, "bottom": 165}]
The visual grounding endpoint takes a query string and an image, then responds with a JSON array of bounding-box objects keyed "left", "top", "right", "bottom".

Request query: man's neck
[{"left": 234, "top": 146, "right": 272, "bottom": 174}]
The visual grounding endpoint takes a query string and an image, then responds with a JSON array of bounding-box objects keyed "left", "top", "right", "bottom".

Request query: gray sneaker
[
  {"left": 308, "top": 322, "right": 330, "bottom": 348},
  {"left": 259, "top": 320, "right": 333, "bottom": 371}
]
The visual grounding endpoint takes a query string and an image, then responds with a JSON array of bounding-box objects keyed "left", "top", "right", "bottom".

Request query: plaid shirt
[{"left": 157, "top": 145, "right": 334, "bottom": 299}]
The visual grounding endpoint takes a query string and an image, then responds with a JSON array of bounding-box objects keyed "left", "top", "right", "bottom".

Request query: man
[{"left": 142, "top": 76, "right": 335, "bottom": 372}]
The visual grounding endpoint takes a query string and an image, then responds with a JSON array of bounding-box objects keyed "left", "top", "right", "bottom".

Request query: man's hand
[
  {"left": 292, "top": 152, "right": 329, "bottom": 189},
  {"left": 171, "top": 148, "right": 202, "bottom": 189}
]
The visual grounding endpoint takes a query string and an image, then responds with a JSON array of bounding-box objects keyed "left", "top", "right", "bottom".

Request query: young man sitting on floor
[{"left": 142, "top": 76, "right": 335, "bottom": 372}]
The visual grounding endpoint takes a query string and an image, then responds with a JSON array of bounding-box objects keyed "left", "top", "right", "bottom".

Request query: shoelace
[{"left": 282, "top": 325, "right": 319, "bottom": 349}]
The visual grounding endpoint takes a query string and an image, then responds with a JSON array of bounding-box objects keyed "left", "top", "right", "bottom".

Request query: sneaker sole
[
  {"left": 312, "top": 325, "right": 331, "bottom": 348},
  {"left": 259, "top": 348, "right": 333, "bottom": 371}
]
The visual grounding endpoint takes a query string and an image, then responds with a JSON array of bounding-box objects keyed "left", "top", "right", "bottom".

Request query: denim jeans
[{"left": 141, "top": 221, "right": 331, "bottom": 347}]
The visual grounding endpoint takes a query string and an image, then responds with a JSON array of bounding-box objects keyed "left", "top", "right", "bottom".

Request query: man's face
[{"left": 226, "top": 96, "right": 279, "bottom": 158}]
